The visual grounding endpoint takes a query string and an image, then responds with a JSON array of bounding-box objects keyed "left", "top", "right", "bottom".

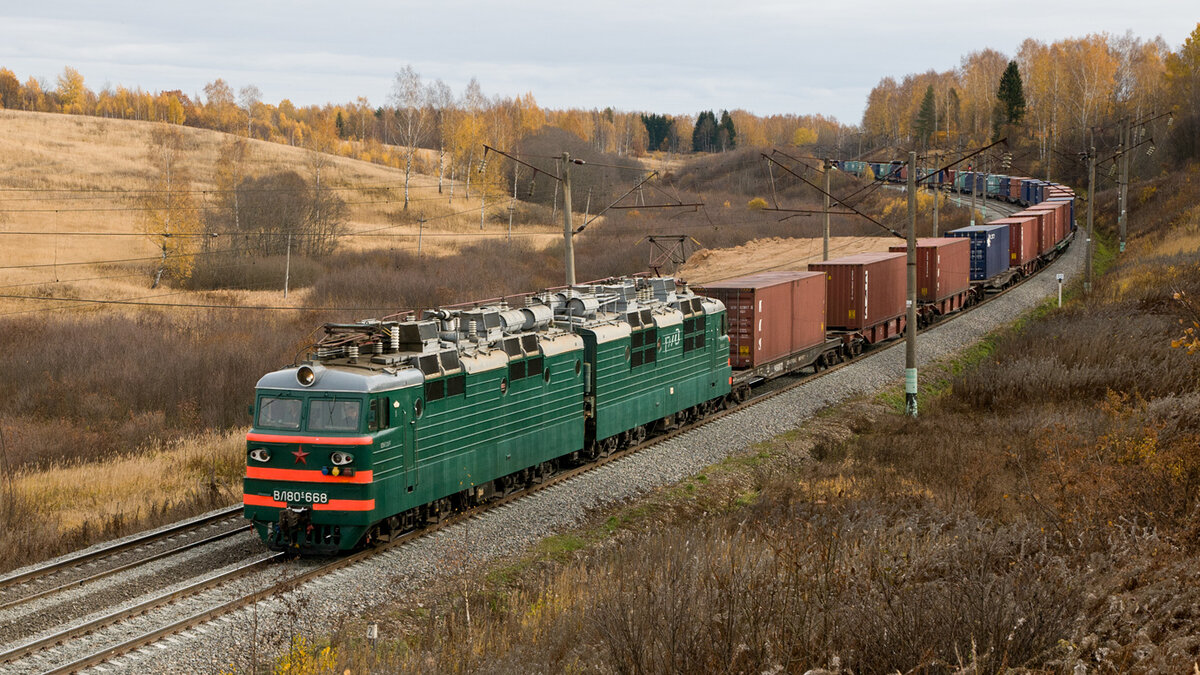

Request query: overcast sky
[{"left": 1, "top": 2, "right": 1195, "bottom": 125}]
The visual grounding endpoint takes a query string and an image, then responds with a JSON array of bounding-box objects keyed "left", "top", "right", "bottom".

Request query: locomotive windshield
[
  {"left": 308, "top": 398, "right": 362, "bottom": 432},
  {"left": 258, "top": 396, "right": 301, "bottom": 430}
]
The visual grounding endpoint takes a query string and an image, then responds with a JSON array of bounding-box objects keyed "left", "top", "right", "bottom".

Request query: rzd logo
[{"left": 662, "top": 332, "right": 681, "bottom": 349}]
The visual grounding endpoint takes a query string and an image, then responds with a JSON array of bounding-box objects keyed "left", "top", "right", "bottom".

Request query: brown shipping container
[
  {"left": 695, "top": 271, "right": 825, "bottom": 369},
  {"left": 887, "top": 237, "right": 970, "bottom": 302},
  {"left": 809, "top": 252, "right": 906, "bottom": 331},
  {"left": 986, "top": 216, "right": 1039, "bottom": 266},
  {"left": 1008, "top": 177, "right": 1028, "bottom": 201},
  {"left": 1018, "top": 206, "right": 1056, "bottom": 253},
  {"left": 1052, "top": 201, "right": 1072, "bottom": 241},
  {"left": 1028, "top": 202, "right": 1068, "bottom": 247}
]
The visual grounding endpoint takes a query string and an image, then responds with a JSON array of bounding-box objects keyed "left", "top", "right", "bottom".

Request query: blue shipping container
[
  {"left": 1031, "top": 181, "right": 1046, "bottom": 204},
  {"left": 946, "top": 224, "right": 1011, "bottom": 281},
  {"left": 1020, "top": 179, "right": 1034, "bottom": 205},
  {"left": 958, "top": 171, "right": 974, "bottom": 193}
]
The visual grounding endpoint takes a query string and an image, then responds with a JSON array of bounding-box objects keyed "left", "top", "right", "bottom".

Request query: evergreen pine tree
[
  {"left": 996, "top": 61, "right": 1026, "bottom": 126},
  {"left": 914, "top": 85, "right": 936, "bottom": 145},
  {"left": 718, "top": 110, "right": 736, "bottom": 151},
  {"left": 693, "top": 111, "right": 718, "bottom": 153}
]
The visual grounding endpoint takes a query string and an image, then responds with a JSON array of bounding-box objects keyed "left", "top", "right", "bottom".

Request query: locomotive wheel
[
  {"left": 601, "top": 436, "right": 619, "bottom": 457},
  {"left": 632, "top": 425, "right": 647, "bottom": 445}
]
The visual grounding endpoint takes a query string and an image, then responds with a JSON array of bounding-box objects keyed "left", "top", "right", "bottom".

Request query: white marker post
[{"left": 1056, "top": 273, "right": 1064, "bottom": 307}]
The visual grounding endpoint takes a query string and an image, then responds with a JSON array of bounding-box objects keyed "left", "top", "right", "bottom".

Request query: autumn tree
[
  {"left": 1061, "top": 35, "right": 1117, "bottom": 148},
  {"left": 239, "top": 85, "right": 262, "bottom": 137},
  {"left": 449, "top": 78, "right": 488, "bottom": 200},
  {"left": 142, "top": 125, "right": 202, "bottom": 286},
  {"left": 207, "top": 137, "right": 252, "bottom": 248},
  {"left": 390, "top": 65, "right": 433, "bottom": 209},
  {"left": 428, "top": 78, "right": 454, "bottom": 194},
  {"left": 0, "top": 68, "right": 18, "bottom": 109},
  {"left": 55, "top": 66, "right": 89, "bottom": 114},
  {"left": 959, "top": 49, "right": 1008, "bottom": 144},
  {"left": 1165, "top": 22, "right": 1200, "bottom": 161},
  {"left": 201, "top": 79, "right": 237, "bottom": 132},
  {"left": 791, "top": 127, "right": 818, "bottom": 146},
  {"left": 1018, "top": 39, "right": 1063, "bottom": 170}
]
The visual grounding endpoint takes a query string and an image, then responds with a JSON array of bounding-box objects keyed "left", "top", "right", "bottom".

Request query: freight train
[{"left": 242, "top": 170, "right": 1076, "bottom": 554}]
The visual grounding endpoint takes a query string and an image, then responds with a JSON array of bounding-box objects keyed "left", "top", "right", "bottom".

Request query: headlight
[
  {"left": 249, "top": 448, "right": 271, "bottom": 462},
  {"left": 330, "top": 451, "right": 354, "bottom": 466}
]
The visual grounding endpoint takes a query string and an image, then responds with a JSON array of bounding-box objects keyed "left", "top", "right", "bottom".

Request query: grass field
[{"left": 0, "top": 109, "right": 561, "bottom": 314}]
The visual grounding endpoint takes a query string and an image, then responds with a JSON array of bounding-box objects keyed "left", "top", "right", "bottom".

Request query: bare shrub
[
  {"left": 0, "top": 310, "right": 303, "bottom": 467},
  {"left": 180, "top": 252, "right": 322, "bottom": 292}
]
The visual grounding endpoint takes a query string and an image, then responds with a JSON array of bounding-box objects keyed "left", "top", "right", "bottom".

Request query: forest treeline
[
  {"left": 861, "top": 26, "right": 1200, "bottom": 180},
  {"left": 0, "top": 64, "right": 845, "bottom": 183}
]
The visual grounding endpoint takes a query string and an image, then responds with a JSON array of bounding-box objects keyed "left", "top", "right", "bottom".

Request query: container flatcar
[
  {"left": 946, "top": 224, "right": 1011, "bottom": 283},
  {"left": 809, "top": 252, "right": 907, "bottom": 344},
  {"left": 888, "top": 237, "right": 972, "bottom": 321}
]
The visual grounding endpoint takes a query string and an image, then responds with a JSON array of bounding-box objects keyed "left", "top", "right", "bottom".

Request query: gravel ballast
[{"left": 89, "top": 237, "right": 1084, "bottom": 674}]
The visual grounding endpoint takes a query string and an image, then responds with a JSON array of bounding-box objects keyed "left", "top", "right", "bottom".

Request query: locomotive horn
[{"left": 296, "top": 364, "right": 324, "bottom": 387}]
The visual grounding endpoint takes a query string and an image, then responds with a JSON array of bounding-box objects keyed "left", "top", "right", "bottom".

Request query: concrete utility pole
[
  {"left": 905, "top": 150, "right": 918, "bottom": 418},
  {"left": 562, "top": 152, "right": 576, "bottom": 286},
  {"left": 823, "top": 158, "right": 832, "bottom": 261},
  {"left": 1118, "top": 119, "right": 1129, "bottom": 253},
  {"left": 284, "top": 233, "right": 292, "bottom": 298},
  {"left": 1085, "top": 144, "right": 1095, "bottom": 294}
]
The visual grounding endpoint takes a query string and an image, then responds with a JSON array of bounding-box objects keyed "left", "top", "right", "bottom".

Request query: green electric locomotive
[{"left": 243, "top": 277, "right": 732, "bottom": 554}]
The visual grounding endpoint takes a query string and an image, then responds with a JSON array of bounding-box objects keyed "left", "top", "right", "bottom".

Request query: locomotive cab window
[
  {"left": 258, "top": 396, "right": 301, "bottom": 430},
  {"left": 308, "top": 398, "right": 362, "bottom": 432},
  {"left": 367, "top": 398, "right": 389, "bottom": 432}
]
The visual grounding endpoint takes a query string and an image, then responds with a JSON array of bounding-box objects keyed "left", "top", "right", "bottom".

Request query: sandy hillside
[{"left": 679, "top": 235, "right": 895, "bottom": 285}]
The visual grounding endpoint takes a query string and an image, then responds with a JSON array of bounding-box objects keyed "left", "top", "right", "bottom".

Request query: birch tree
[{"left": 389, "top": 65, "right": 432, "bottom": 210}]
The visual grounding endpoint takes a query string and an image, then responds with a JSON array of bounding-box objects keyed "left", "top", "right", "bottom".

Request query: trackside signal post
[{"left": 905, "top": 150, "right": 918, "bottom": 418}]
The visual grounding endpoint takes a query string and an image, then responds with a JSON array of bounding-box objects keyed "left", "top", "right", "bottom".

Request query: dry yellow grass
[
  {"left": 14, "top": 429, "right": 246, "bottom": 534},
  {"left": 0, "top": 110, "right": 560, "bottom": 313}
]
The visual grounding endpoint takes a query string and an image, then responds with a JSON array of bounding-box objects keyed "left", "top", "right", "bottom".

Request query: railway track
[
  {"left": 0, "top": 506, "right": 248, "bottom": 609},
  {"left": 3, "top": 197, "right": 1057, "bottom": 673}
]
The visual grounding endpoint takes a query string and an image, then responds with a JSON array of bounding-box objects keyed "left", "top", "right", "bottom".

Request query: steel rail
[
  {"left": 0, "top": 524, "right": 254, "bottom": 613},
  {"left": 0, "top": 552, "right": 283, "bottom": 666},
  {"left": 0, "top": 505, "right": 245, "bottom": 593}
]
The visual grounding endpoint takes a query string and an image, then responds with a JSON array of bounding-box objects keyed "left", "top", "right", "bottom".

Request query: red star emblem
[{"left": 292, "top": 448, "right": 309, "bottom": 464}]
